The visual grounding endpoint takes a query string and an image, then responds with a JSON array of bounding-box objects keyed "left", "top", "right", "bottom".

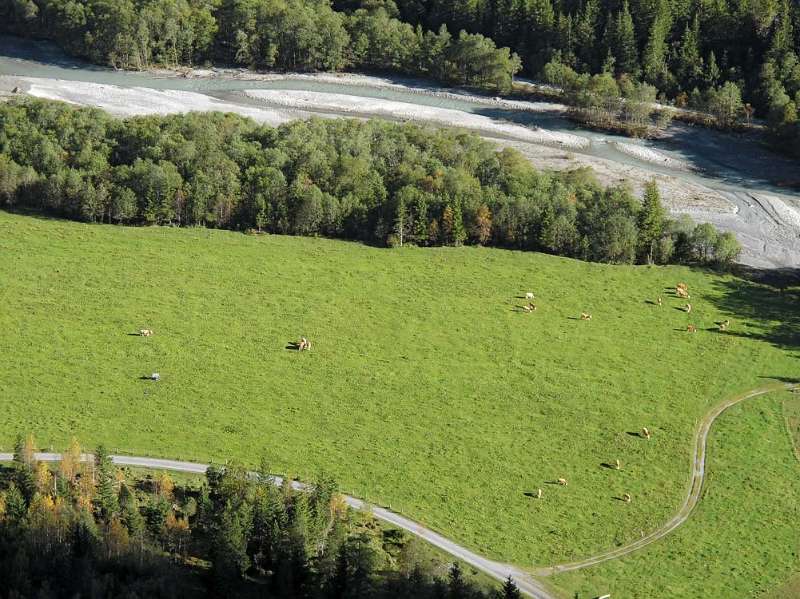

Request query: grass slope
[
  {"left": 550, "top": 390, "right": 800, "bottom": 598},
  {"left": 0, "top": 211, "right": 797, "bottom": 569}
]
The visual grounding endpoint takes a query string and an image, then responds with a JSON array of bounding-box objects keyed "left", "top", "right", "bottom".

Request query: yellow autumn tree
[
  {"left": 163, "top": 511, "right": 190, "bottom": 556},
  {"left": 35, "top": 461, "right": 54, "bottom": 496},
  {"left": 21, "top": 433, "right": 37, "bottom": 467},
  {"left": 156, "top": 472, "right": 175, "bottom": 501},
  {"left": 59, "top": 437, "right": 82, "bottom": 484}
]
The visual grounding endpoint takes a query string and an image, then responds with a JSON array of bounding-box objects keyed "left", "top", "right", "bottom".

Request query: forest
[
  {"left": 2, "top": 0, "right": 800, "bottom": 153},
  {"left": 0, "top": 434, "right": 521, "bottom": 598},
  {"left": 0, "top": 99, "right": 740, "bottom": 266},
  {"left": 0, "top": 0, "right": 521, "bottom": 92}
]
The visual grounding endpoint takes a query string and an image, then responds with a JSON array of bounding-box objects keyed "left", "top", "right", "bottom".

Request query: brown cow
[
  {"left": 580, "top": 312, "right": 592, "bottom": 320},
  {"left": 687, "top": 324, "right": 697, "bottom": 333}
]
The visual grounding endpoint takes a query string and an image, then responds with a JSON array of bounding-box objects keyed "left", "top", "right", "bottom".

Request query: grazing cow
[
  {"left": 622, "top": 493, "right": 631, "bottom": 503},
  {"left": 614, "top": 459, "right": 621, "bottom": 470},
  {"left": 523, "top": 302, "right": 537, "bottom": 313},
  {"left": 139, "top": 329, "right": 153, "bottom": 337},
  {"left": 151, "top": 373, "right": 160, "bottom": 381},
  {"left": 657, "top": 297, "right": 662, "bottom": 306},
  {"left": 526, "top": 292, "right": 535, "bottom": 300},
  {"left": 676, "top": 282, "right": 688, "bottom": 291},
  {"left": 580, "top": 312, "right": 592, "bottom": 320},
  {"left": 557, "top": 478, "right": 568, "bottom": 486},
  {"left": 641, "top": 427, "right": 651, "bottom": 439},
  {"left": 298, "top": 337, "right": 311, "bottom": 351},
  {"left": 687, "top": 324, "right": 697, "bottom": 333},
  {"left": 685, "top": 303, "right": 692, "bottom": 313},
  {"left": 536, "top": 488, "right": 542, "bottom": 499},
  {"left": 719, "top": 319, "right": 730, "bottom": 331}
]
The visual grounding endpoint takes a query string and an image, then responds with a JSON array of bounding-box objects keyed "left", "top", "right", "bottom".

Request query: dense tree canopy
[
  {"left": 0, "top": 99, "right": 739, "bottom": 266},
  {"left": 0, "top": 434, "right": 510, "bottom": 598},
  {"left": 0, "top": 0, "right": 521, "bottom": 92}
]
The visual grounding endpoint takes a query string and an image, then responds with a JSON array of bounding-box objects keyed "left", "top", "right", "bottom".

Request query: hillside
[{"left": 1, "top": 211, "right": 797, "bottom": 577}]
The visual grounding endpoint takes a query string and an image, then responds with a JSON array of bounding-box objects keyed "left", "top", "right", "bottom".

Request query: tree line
[
  {"left": 0, "top": 0, "right": 521, "bottom": 92},
  {"left": 0, "top": 99, "right": 740, "bottom": 266},
  {"left": 1, "top": 433, "right": 524, "bottom": 598}
]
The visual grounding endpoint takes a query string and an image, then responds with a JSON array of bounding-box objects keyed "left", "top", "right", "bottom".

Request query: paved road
[{"left": 1, "top": 383, "right": 792, "bottom": 598}]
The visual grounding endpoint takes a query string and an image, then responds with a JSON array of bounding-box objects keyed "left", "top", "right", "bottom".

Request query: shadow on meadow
[{"left": 708, "top": 266, "right": 800, "bottom": 353}]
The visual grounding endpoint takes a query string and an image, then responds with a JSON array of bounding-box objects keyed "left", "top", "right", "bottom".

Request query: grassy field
[
  {"left": 784, "top": 393, "right": 800, "bottom": 461},
  {"left": 1, "top": 211, "right": 798, "bottom": 576},
  {"left": 550, "top": 390, "right": 800, "bottom": 598}
]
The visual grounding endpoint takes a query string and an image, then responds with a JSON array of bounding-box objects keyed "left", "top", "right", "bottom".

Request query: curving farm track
[{"left": 2, "top": 383, "right": 795, "bottom": 597}]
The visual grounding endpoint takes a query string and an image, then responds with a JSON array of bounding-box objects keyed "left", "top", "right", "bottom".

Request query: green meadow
[
  {"left": 551, "top": 390, "right": 800, "bottom": 597},
  {"left": 1, "top": 211, "right": 798, "bottom": 590}
]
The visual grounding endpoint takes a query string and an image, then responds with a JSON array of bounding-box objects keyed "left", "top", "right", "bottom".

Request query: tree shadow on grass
[
  {"left": 758, "top": 375, "right": 800, "bottom": 385},
  {"left": 707, "top": 267, "right": 800, "bottom": 352}
]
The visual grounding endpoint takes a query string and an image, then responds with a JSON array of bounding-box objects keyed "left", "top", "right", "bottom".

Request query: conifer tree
[
  {"left": 637, "top": 179, "right": 666, "bottom": 263},
  {"left": 499, "top": 575, "right": 522, "bottom": 598},
  {"left": 94, "top": 445, "right": 118, "bottom": 522},
  {"left": 642, "top": 15, "right": 668, "bottom": 84},
  {"left": 448, "top": 562, "right": 468, "bottom": 598},
  {"left": 614, "top": 1, "right": 639, "bottom": 76},
  {"left": 674, "top": 14, "right": 703, "bottom": 88},
  {"left": 119, "top": 483, "right": 145, "bottom": 539}
]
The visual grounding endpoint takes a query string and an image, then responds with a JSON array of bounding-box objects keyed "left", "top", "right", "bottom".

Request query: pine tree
[
  {"left": 499, "top": 575, "right": 522, "bottom": 598},
  {"left": 614, "top": 1, "right": 639, "bottom": 76},
  {"left": 705, "top": 50, "right": 720, "bottom": 87},
  {"left": 523, "top": 0, "right": 556, "bottom": 72},
  {"left": 575, "top": 0, "right": 600, "bottom": 69},
  {"left": 94, "top": 445, "right": 119, "bottom": 521},
  {"left": 637, "top": 179, "right": 666, "bottom": 263},
  {"left": 674, "top": 14, "right": 703, "bottom": 89},
  {"left": 119, "top": 483, "right": 145, "bottom": 538},
  {"left": 768, "top": 0, "right": 795, "bottom": 62},
  {"left": 448, "top": 562, "right": 468, "bottom": 598},
  {"left": 641, "top": 15, "right": 668, "bottom": 84},
  {"left": 4, "top": 483, "right": 27, "bottom": 523}
]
